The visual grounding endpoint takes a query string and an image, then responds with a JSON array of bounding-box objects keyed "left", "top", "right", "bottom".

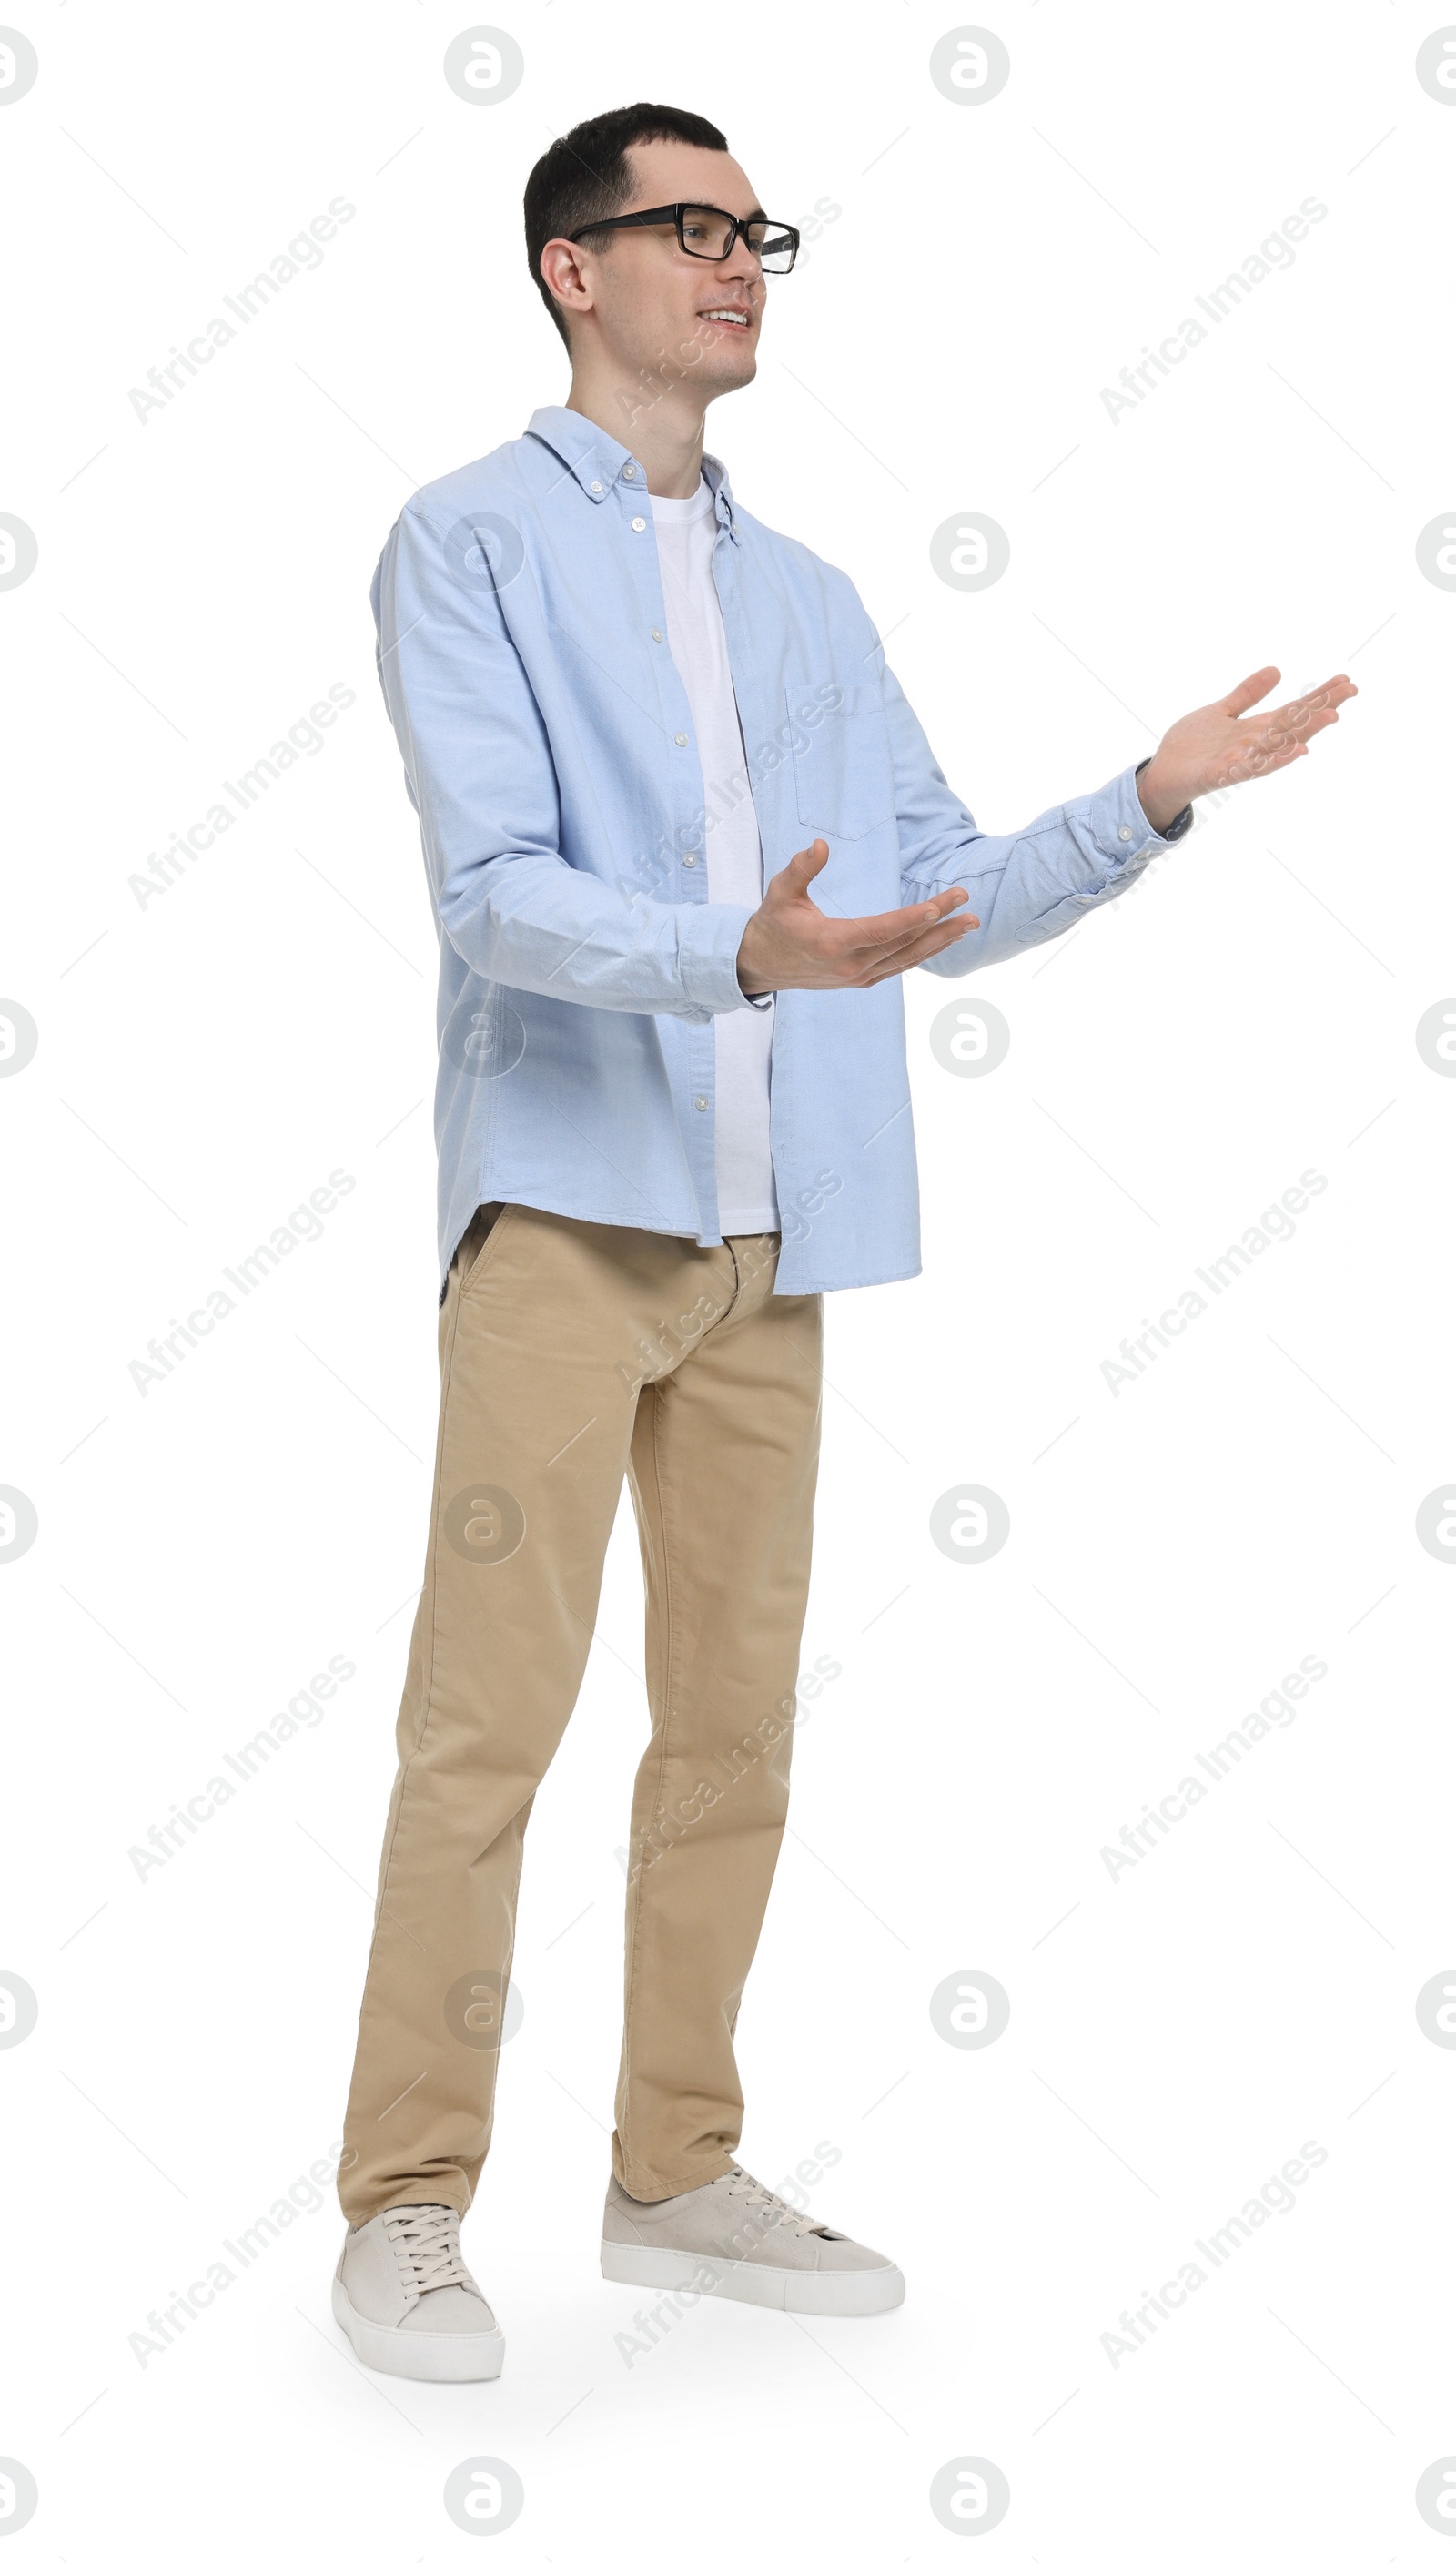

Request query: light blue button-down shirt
[{"left": 370, "top": 404, "right": 1185, "bottom": 1300}]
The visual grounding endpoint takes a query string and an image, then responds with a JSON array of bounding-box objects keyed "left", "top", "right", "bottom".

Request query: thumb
[{"left": 781, "top": 837, "right": 830, "bottom": 891}]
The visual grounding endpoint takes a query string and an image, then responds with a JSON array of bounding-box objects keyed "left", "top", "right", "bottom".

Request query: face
[{"left": 548, "top": 137, "right": 772, "bottom": 400}]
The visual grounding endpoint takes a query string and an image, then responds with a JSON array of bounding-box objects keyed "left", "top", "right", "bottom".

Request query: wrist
[
  {"left": 735, "top": 920, "right": 770, "bottom": 998},
  {"left": 1135, "top": 755, "right": 1192, "bottom": 839}
]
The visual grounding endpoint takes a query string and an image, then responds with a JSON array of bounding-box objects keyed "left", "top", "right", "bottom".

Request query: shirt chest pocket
[{"left": 786, "top": 680, "right": 895, "bottom": 844}]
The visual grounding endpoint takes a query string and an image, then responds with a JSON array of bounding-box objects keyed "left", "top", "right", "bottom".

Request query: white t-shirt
[{"left": 650, "top": 478, "right": 779, "bottom": 1235}]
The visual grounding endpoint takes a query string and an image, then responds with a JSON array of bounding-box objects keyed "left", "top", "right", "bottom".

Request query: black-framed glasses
[{"left": 567, "top": 202, "right": 800, "bottom": 274}]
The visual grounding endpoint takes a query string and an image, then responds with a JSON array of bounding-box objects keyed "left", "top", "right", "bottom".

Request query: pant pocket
[{"left": 454, "top": 1200, "right": 511, "bottom": 1298}]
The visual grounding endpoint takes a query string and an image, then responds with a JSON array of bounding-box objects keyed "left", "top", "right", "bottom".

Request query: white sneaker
[
  {"left": 332, "top": 2201, "right": 504, "bottom": 2382},
  {"left": 601, "top": 2161, "right": 905, "bottom": 2314}
]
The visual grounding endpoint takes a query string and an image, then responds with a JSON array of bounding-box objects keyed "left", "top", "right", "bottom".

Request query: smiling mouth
[{"left": 700, "top": 308, "right": 753, "bottom": 330}]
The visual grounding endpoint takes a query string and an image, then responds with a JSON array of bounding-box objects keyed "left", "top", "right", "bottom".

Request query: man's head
[{"left": 524, "top": 104, "right": 783, "bottom": 411}]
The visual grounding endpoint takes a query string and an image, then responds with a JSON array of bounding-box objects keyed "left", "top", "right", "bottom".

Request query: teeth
[{"left": 703, "top": 310, "right": 749, "bottom": 326}]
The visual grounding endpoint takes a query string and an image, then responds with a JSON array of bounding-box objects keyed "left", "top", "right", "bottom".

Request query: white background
[{"left": 4, "top": 1, "right": 1454, "bottom": 2553}]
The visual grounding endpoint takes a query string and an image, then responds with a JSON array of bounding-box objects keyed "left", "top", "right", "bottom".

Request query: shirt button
[
  {"left": 623, "top": 463, "right": 637, "bottom": 479},
  {"left": 693, "top": 1095, "right": 708, "bottom": 1111},
  {"left": 590, "top": 480, "right": 602, "bottom": 493},
  {"left": 632, "top": 515, "right": 647, "bottom": 532},
  {"left": 1117, "top": 826, "right": 1132, "bottom": 841},
  {"left": 674, "top": 732, "right": 688, "bottom": 745},
  {"left": 682, "top": 852, "right": 698, "bottom": 867},
  {"left": 651, "top": 627, "right": 662, "bottom": 642}
]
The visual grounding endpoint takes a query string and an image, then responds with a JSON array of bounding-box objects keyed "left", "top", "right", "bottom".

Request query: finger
[
  {"left": 1239, "top": 696, "right": 1347, "bottom": 762},
  {"left": 842, "top": 899, "right": 980, "bottom": 970},
  {"left": 1218, "top": 666, "right": 1281, "bottom": 715},
  {"left": 1258, "top": 674, "right": 1358, "bottom": 735},
  {"left": 861, "top": 886, "right": 972, "bottom": 936},
  {"left": 857, "top": 917, "right": 980, "bottom": 983},
  {"left": 840, "top": 908, "right": 970, "bottom": 972},
  {"left": 1278, "top": 677, "right": 1357, "bottom": 727},
  {"left": 1286, "top": 672, "right": 1356, "bottom": 708},
  {"left": 1243, "top": 704, "right": 1339, "bottom": 755},
  {"left": 838, "top": 886, "right": 972, "bottom": 953}
]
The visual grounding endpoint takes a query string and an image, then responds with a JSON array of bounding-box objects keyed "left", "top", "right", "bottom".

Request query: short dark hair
[{"left": 523, "top": 102, "right": 730, "bottom": 350}]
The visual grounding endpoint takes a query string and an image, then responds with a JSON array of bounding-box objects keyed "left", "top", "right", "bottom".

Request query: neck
[{"left": 565, "top": 363, "right": 709, "bottom": 499}]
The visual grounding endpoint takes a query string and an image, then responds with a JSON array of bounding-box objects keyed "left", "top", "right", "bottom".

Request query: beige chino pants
[{"left": 338, "top": 1200, "right": 823, "bottom": 2224}]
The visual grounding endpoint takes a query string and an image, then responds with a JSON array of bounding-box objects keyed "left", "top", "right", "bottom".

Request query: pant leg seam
[
  {"left": 339, "top": 1270, "right": 470, "bottom": 2213},
  {"left": 619, "top": 1379, "right": 685, "bottom": 2190},
  {"left": 344, "top": 1272, "right": 468, "bottom": 2042}
]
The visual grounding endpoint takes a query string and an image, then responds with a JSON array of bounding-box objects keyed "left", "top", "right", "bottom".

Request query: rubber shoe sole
[
  {"left": 600, "top": 2239, "right": 905, "bottom": 2315},
  {"left": 331, "top": 2276, "right": 505, "bottom": 2382}
]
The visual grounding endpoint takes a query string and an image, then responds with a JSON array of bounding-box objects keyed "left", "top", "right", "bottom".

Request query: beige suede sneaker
[
  {"left": 601, "top": 2161, "right": 905, "bottom": 2314},
  {"left": 333, "top": 2202, "right": 504, "bottom": 2382}
]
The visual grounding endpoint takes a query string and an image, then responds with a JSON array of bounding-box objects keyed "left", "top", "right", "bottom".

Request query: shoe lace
[
  {"left": 383, "top": 2202, "right": 472, "bottom": 2299},
  {"left": 723, "top": 2166, "right": 823, "bottom": 2239}
]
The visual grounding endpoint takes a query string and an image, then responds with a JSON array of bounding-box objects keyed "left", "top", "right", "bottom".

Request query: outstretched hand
[
  {"left": 736, "top": 840, "right": 977, "bottom": 997},
  {"left": 1137, "top": 666, "right": 1357, "bottom": 833},
  {"left": 736, "top": 663, "right": 1358, "bottom": 994}
]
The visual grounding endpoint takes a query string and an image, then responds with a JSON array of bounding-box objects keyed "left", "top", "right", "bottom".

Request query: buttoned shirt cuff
[
  {"left": 1022, "top": 763, "right": 1191, "bottom": 938},
  {"left": 1089, "top": 763, "right": 1190, "bottom": 888},
  {"left": 677, "top": 900, "right": 771, "bottom": 1015}
]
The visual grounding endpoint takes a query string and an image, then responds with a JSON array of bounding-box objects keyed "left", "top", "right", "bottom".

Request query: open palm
[{"left": 1140, "top": 666, "right": 1357, "bottom": 826}]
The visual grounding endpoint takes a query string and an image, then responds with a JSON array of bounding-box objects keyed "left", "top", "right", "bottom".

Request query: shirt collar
[
  {"left": 700, "top": 447, "right": 739, "bottom": 543},
  {"left": 524, "top": 405, "right": 740, "bottom": 543}
]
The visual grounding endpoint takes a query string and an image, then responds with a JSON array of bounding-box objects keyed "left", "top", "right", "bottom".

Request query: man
[{"left": 331, "top": 101, "right": 1355, "bottom": 2383}]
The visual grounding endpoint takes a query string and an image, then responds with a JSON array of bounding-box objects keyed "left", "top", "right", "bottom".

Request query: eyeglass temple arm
[{"left": 571, "top": 205, "right": 797, "bottom": 251}]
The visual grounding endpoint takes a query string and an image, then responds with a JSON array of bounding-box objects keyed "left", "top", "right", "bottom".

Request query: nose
[{"left": 719, "top": 231, "right": 763, "bottom": 293}]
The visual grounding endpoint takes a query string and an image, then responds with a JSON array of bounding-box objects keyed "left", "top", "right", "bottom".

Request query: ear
[{"left": 538, "top": 237, "right": 595, "bottom": 329}]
